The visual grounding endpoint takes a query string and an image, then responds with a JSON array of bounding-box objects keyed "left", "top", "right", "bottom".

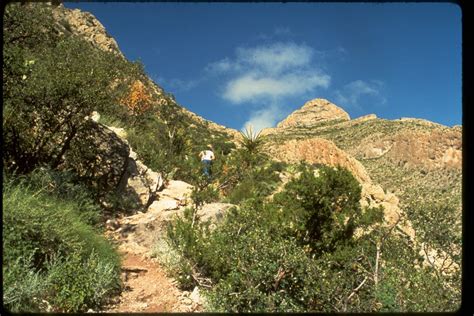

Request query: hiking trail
[{"left": 100, "top": 180, "right": 204, "bottom": 313}]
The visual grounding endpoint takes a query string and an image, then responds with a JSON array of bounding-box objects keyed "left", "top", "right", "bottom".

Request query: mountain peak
[{"left": 277, "top": 98, "right": 350, "bottom": 128}]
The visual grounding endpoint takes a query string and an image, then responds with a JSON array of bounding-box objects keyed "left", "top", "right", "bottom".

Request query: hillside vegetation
[{"left": 2, "top": 3, "right": 461, "bottom": 313}]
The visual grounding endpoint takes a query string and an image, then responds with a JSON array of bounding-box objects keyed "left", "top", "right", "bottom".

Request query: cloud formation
[
  {"left": 223, "top": 71, "right": 330, "bottom": 104},
  {"left": 206, "top": 42, "right": 332, "bottom": 132},
  {"left": 242, "top": 103, "right": 286, "bottom": 133},
  {"left": 207, "top": 42, "right": 330, "bottom": 105},
  {"left": 334, "top": 80, "right": 386, "bottom": 110}
]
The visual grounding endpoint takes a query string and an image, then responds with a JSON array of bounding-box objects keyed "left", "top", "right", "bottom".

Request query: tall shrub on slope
[{"left": 3, "top": 3, "right": 126, "bottom": 174}]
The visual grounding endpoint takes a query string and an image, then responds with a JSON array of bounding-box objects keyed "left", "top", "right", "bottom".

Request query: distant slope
[{"left": 262, "top": 98, "right": 462, "bottom": 211}]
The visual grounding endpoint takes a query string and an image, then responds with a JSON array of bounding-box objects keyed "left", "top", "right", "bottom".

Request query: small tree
[
  {"left": 119, "top": 79, "right": 153, "bottom": 120},
  {"left": 274, "top": 164, "right": 363, "bottom": 254}
]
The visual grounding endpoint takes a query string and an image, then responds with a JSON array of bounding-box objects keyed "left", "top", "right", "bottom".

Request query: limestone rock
[
  {"left": 160, "top": 180, "right": 194, "bottom": 201},
  {"left": 190, "top": 287, "right": 201, "bottom": 304},
  {"left": 108, "top": 126, "right": 128, "bottom": 140},
  {"left": 62, "top": 119, "right": 130, "bottom": 196},
  {"left": 352, "top": 113, "right": 377, "bottom": 123},
  {"left": 197, "top": 203, "right": 235, "bottom": 224},
  {"left": 121, "top": 155, "right": 164, "bottom": 209},
  {"left": 148, "top": 199, "right": 180, "bottom": 213},
  {"left": 276, "top": 98, "right": 350, "bottom": 128},
  {"left": 52, "top": 5, "right": 124, "bottom": 57},
  {"left": 265, "top": 137, "right": 371, "bottom": 184}
]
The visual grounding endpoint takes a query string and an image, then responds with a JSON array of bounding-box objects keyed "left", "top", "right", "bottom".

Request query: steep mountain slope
[{"left": 50, "top": 3, "right": 239, "bottom": 142}]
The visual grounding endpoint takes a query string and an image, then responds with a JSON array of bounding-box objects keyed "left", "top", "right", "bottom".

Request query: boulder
[
  {"left": 197, "top": 203, "right": 235, "bottom": 224},
  {"left": 148, "top": 199, "right": 180, "bottom": 213},
  {"left": 62, "top": 119, "right": 130, "bottom": 196}
]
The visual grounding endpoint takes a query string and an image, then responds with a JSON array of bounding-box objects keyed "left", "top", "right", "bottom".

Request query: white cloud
[
  {"left": 223, "top": 71, "right": 330, "bottom": 104},
  {"left": 208, "top": 42, "right": 331, "bottom": 105},
  {"left": 236, "top": 42, "right": 313, "bottom": 74},
  {"left": 242, "top": 103, "right": 286, "bottom": 133},
  {"left": 205, "top": 58, "right": 241, "bottom": 74},
  {"left": 334, "top": 80, "right": 386, "bottom": 110}
]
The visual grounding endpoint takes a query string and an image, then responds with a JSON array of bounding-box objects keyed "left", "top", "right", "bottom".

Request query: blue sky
[{"left": 65, "top": 2, "right": 462, "bottom": 131}]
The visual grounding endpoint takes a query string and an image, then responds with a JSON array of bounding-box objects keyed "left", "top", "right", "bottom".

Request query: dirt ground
[
  {"left": 99, "top": 181, "right": 204, "bottom": 313},
  {"left": 102, "top": 251, "right": 200, "bottom": 313}
]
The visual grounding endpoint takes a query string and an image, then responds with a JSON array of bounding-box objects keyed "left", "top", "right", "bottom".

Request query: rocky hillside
[
  {"left": 262, "top": 98, "right": 462, "bottom": 213},
  {"left": 3, "top": 3, "right": 461, "bottom": 312},
  {"left": 49, "top": 3, "right": 239, "bottom": 141}
]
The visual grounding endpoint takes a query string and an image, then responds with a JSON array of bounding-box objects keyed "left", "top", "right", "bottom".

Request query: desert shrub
[
  {"left": 2, "top": 253, "right": 49, "bottom": 312},
  {"left": 2, "top": 174, "right": 121, "bottom": 313},
  {"left": 3, "top": 3, "right": 126, "bottom": 174},
  {"left": 375, "top": 201, "right": 461, "bottom": 312},
  {"left": 3, "top": 38, "right": 121, "bottom": 173},
  {"left": 206, "top": 232, "right": 320, "bottom": 312},
  {"left": 273, "top": 164, "right": 363, "bottom": 254},
  {"left": 25, "top": 167, "right": 102, "bottom": 226},
  {"left": 165, "top": 162, "right": 402, "bottom": 312},
  {"left": 45, "top": 251, "right": 120, "bottom": 312}
]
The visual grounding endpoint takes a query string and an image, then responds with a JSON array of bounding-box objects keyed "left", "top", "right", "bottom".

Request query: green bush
[
  {"left": 2, "top": 253, "right": 49, "bottom": 312},
  {"left": 2, "top": 3, "right": 135, "bottom": 175},
  {"left": 165, "top": 163, "right": 399, "bottom": 312},
  {"left": 2, "top": 173, "right": 121, "bottom": 312},
  {"left": 273, "top": 164, "right": 363, "bottom": 254},
  {"left": 206, "top": 232, "right": 320, "bottom": 312},
  {"left": 46, "top": 251, "right": 120, "bottom": 312}
]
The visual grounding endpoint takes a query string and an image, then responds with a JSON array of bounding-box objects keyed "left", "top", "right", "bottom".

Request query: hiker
[{"left": 199, "top": 145, "right": 215, "bottom": 178}]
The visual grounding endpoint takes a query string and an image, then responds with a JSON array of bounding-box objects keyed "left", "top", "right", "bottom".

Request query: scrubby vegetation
[
  {"left": 2, "top": 3, "right": 234, "bottom": 312},
  {"left": 161, "top": 122, "right": 461, "bottom": 312},
  {"left": 3, "top": 170, "right": 121, "bottom": 312},
  {"left": 165, "top": 160, "right": 461, "bottom": 312}
]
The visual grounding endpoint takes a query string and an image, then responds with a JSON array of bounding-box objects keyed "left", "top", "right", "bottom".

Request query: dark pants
[{"left": 202, "top": 159, "right": 212, "bottom": 177}]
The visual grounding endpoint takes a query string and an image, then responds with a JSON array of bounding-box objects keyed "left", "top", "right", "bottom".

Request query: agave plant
[{"left": 239, "top": 124, "right": 264, "bottom": 156}]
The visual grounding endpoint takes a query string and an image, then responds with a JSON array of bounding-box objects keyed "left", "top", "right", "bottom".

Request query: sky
[{"left": 64, "top": 2, "right": 462, "bottom": 131}]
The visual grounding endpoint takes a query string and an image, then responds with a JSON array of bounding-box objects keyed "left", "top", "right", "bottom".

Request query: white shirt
[{"left": 200, "top": 150, "right": 215, "bottom": 161}]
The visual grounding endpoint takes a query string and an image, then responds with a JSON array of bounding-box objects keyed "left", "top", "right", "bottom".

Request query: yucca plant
[{"left": 239, "top": 125, "right": 263, "bottom": 154}]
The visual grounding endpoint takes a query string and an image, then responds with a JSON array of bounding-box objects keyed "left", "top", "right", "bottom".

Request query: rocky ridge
[
  {"left": 262, "top": 97, "right": 461, "bottom": 241},
  {"left": 51, "top": 4, "right": 124, "bottom": 58},
  {"left": 276, "top": 98, "right": 351, "bottom": 129}
]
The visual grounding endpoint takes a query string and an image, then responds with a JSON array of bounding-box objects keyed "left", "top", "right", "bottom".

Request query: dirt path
[
  {"left": 103, "top": 251, "right": 200, "bottom": 312},
  {"left": 100, "top": 180, "right": 204, "bottom": 313}
]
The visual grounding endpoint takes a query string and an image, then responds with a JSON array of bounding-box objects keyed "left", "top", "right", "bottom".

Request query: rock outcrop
[
  {"left": 264, "top": 137, "right": 414, "bottom": 237},
  {"left": 357, "top": 129, "right": 462, "bottom": 170},
  {"left": 276, "top": 98, "right": 350, "bottom": 128},
  {"left": 62, "top": 119, "right": 131, "bottom": 197},
  {"left": 51, "top": 4, "right": 124, "bottom": 57},
  {"left": 61, "top": 115, "right": 164, "bottom": 212},
  {"left": 265, "top": 137, "right": 371, "bottom": 183}
]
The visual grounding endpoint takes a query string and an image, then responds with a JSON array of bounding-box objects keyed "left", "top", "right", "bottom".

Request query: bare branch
[{"left": 344, "top": 276, "right": 368, "bottom": 311}]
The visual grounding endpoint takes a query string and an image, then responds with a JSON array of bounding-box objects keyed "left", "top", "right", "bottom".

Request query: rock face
[
  {"left": 266, "top": 137, "right": 371, "bottom": 183},
  {"left": 361, "top": 129, "right": 461, "bottom": 170},
  {"left": 51, "top": 4, "right": 124, "bottom": 57},
  {"left": 62, "top": 116, "right": 164, "bottom": 211},
  {"left": 121, "top": 153, "right": 164, "bottom": 209},
  {"left": 276, "top": 98, "right": 350, "bottom": 128},
  {"left": 63, "top": 119, "right": 130, "bottom": 197},
  {"left": 265, "top": 137, "right": 414, "bottom": 237}
]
